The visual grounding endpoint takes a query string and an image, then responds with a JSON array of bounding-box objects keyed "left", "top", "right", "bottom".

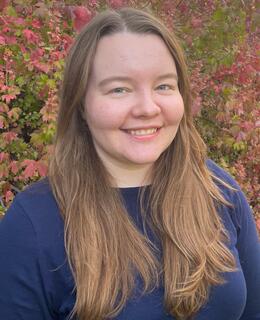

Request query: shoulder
[
  {"left": 16, "top": 177, "right": 57, "bottom": 208},
  {"left": 206, "top": 158, "right": 250, "bottom": 211},
  {"left": 206, "top": 159, "right": 251, "bottom": 209},
  {"left": 0, "top": 179, "right": 73, "bottom": 315},
  {"left": 206, "top": 159, "right": 238, "bottom": 188},
  {"left": 206, "top": 159, "right": 242, "bottom": 205},
  {"left": 206, "top": 159, "right": 255, "bottom": 239},
  {"left": 2, "top": 178, "right": 64, "bottom": 246}
]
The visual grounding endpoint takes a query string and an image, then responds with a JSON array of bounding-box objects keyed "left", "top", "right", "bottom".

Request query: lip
[
  {"left": 121, "top": 127, "right": 161, "bottom": 141},
  {"left": 121, "top": 125, "right": 162, "bottom": 131}
]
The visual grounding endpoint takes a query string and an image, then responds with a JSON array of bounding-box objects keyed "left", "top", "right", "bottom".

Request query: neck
[{"left": 102, "top": 159, "right": 153, "bottom": 188}]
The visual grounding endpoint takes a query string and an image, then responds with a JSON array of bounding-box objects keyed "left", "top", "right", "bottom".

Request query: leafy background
[{"left": 0, "top": 0, "right": 259, "bottom": 233}]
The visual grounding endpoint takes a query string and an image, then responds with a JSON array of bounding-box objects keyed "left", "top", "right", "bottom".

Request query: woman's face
[{"left": 84, "top": 32, "right": 184, "bottom": 184}]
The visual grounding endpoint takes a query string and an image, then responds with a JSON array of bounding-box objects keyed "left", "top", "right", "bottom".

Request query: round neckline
[
  {"left": 118, "top": 185, "right": 148, "bottom": 190},
  {"left": 119, "top": 185, "right": 150, "bottom": 197}
]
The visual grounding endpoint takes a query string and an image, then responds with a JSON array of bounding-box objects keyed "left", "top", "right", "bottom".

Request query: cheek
[
  {"left": 85, "top": 98, "right": 126, "bottom": 130},
  {"left": 166, "top": 95, "right": 185, "bottom": 124}
]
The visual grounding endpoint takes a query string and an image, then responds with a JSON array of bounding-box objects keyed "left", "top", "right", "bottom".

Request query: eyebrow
[
  {"left": 98, "top": 73, "right": 178, "bottom": 87},
  {"left": 156, "top": 73, "right": 178, "bottom": 82},
  {"left": 98, "top": 76, "right": 133, "bottom": 88}
]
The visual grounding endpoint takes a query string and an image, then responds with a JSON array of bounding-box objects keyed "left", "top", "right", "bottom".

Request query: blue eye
[
  {"left": 157, "top": 84, "right": 172, "bottom": 91},
  {"left": 111, "top": 87, "right": 128, "bottom": 94}
]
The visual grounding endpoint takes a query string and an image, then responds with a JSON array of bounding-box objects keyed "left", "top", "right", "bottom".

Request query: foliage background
[{"left": 0, "top": 0, "right": 259, "bottom": 232}]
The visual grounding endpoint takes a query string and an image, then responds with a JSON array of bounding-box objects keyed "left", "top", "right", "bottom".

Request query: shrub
[{"left": 0, "top": 0, "right": 259, "bottom": 232}]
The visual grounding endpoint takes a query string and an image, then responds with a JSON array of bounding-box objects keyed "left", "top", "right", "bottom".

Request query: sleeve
[
  {"left": 233, "top": 187, "right": 260, "bottom": 320},
  {"left": 0, "top": 198, "right": 54, "bottom": 320}
]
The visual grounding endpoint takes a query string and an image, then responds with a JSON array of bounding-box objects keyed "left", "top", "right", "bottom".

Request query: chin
[{"left": 126, "top": 154, "right": 162, "bottom": 166}]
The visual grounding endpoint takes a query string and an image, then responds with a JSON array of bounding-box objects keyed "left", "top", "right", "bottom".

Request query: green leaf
[
  {"left": 233, "top": 141, "right": 246, "bottom": 152},
  {"left": 46, "top": 79, "right": 56, "bottom": 89},
  {"left": 16, "top": 76, "right": 26, "bottom": 87},
  {"left": 212, "top": 7, "right": 224, "bottom": 22},
  {"left": 6, "top": 6, "right": 17, "bottom": 17}
]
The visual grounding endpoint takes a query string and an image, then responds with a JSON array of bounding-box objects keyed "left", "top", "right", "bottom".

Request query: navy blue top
[{"left": 0, "top": 160, "right": 260, "bottom": 320}]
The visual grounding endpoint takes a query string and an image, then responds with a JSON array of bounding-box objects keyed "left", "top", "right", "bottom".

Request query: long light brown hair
[{"left": 48, "top": 7, "right": 237, "bottom": 320}]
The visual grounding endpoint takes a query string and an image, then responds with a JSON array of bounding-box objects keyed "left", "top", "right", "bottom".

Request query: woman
[{"left": 0, "top": 7, "right": 259, "bottom": 320}]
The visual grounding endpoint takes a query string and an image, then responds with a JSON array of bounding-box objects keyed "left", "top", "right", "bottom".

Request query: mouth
[{"left": 126, "top": 128, "right": 159, "bottom": 136}]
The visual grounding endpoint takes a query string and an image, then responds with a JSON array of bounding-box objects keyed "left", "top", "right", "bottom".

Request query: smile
[{"left": 127, "top": 128, "right": 158, "bottom": 136}]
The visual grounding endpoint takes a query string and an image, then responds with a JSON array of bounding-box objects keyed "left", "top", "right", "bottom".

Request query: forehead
[{"left": 90, "top": 32, "right": 177, "bottom": 79}]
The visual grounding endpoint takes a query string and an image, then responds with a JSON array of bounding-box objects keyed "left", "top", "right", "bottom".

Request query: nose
[{"left": 131, "top": 90, "right": 161, "bottom": 118}]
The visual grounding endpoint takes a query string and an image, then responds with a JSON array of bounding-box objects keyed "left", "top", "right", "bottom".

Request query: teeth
[{"left": 128, "top": 128, "right": 158, "bottom": 136}]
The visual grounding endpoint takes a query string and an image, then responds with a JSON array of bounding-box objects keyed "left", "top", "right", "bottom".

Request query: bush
[{"left": 0, "top": 0, "right": 259, "bottom": 232}]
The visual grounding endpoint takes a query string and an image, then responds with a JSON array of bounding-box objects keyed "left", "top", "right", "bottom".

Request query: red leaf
[
  {"left": 0, "top": 35, "right": 5, "bottom": 45},
  {"left": 256, "top": 219, "right": 260, "bottom": 232},
  {"left": 5, "top": 35, "right": 17, "bottom": 45},
  {"left": 14, "top": 17, "right": 25, "bottom": 25},
  {"left": 37, "top": 162, "right": 47, "bottom": 177},
  {"left": 2, "top": 131, "right": 17, "bottom": 142},
  {"left": 23, "top": 29, "right": 39, "bottom": 44},
  {"left": 30, "top": 48, "right": 44, "bottom": 60},
  {"left": 179, "top": 3, "right": 188, "bottom": 13},
  {"left": 108, "top": 0, "right": 124, "bottom": 8},
  {"left": 17, "top": 44, "right": 26, "bottom": 54},
  {"left": 32, "top": 62, "right": 50, "bottom": 73},
  {"left": 0, "top": 152, "right": 8, "bottom": 163},
  {"left": 50, "top": 51, "right": 63, "bottom": 61},
  {"left": 191, "top": 96, "right": 202, "bottom": 116},
  {"left": 0, "top": 84, "right": 8, "bottom": 92},
  {"left": 5, "top": 190, "right": 14, "bottom": 203},
  {"left": 22, "top": 160, "right": 36, "bottom": 179},
  {"left": 0, "top": 0, "right": 9, "bottom": 11},
  {"left": 10, "top": 161, "right": 19, "bottom": 174},
  {"left": 241, "top": 121, "right": 253, "bottom": 131},
  {"left": 2, "top": 26, "right": 10, "bottom": 33},
  {"left": 63, "top": 34, "right": 74, "bottom": 51},
  {"left": 73, "top": 6, "right": 92, "bottom": 31},
  {"left": 21, "top": 159, "right": 47, "bottom": 179},
  {"left": 88, "top": 0, "right": 98, "bottom": 7},
  {"left": 1, "top": 93, "right": 16, "bottom": 103},
  {"left": 191, "top": 17, "right": 203, "bottom": 28},
  {"left": 162, "top": 0, "right": 174, "bottom": 13},
  {"left": 236, "top": 131, "right": 246, "bottom": 142},
  {"left": 31, "top": 19, "right": 42, "bottom": 29}
]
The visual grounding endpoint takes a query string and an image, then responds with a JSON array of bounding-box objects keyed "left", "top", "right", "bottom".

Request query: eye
[
  {"left": 110, "top": 87, "right": 129, "bottom": 94},
  {"left": 156, "top": 84, "right": 174, "bottom": 91}
]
